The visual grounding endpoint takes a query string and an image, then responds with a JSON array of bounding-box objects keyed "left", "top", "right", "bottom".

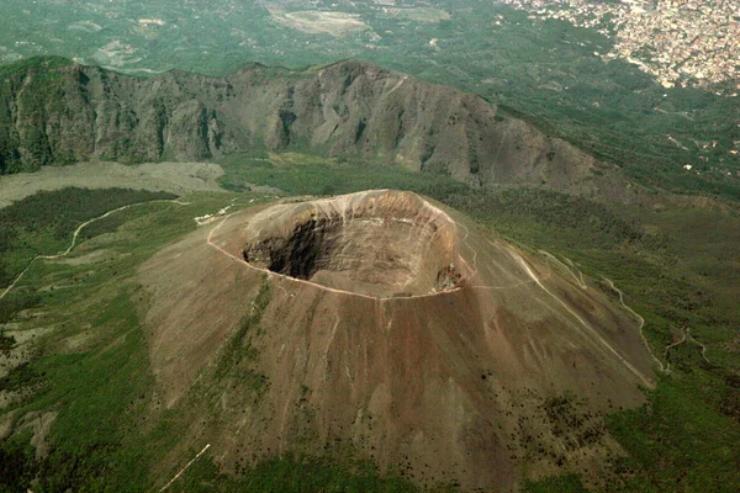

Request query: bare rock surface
[
  {"left": 139, "top": 190, "right": 656, "bottom": 491},
  {"left": 1, "top": 60, "right": 632, "bottom": 200},
  {"left": 242, "top": 191, "right": 466, "bottom": 297}
]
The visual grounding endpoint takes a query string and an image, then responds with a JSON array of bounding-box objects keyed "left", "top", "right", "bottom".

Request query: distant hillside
[{"left": 0, "top": 57, "right": 630, "bottom": 199}]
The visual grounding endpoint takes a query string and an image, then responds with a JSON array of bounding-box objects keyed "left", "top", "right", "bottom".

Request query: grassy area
[
  {"left": 606, "top": 372, "right": 739, "bottom": 493},
  {"left": 174, "top": 455, "right": 423, "bottom": 493},
  {"left": 218, "top": 151, "right": 470, "bottom": 199},
  {"left": 0, "top": 187, "right": 176, "bottom": 286},
  {"left": 0, "top": 192, "right": 212, "bottom": 492},
  {"left": 0, "top": 159, "right": 737, "bottom": 491},
  {"left": 525, "top": 475, "right": 588, "bottom": 493},
  {"left": 0, "top": 56, "right": 70, "bottom": 81},
  {"left": 219, "top": 151, "right": 643, "bottom": 248}
]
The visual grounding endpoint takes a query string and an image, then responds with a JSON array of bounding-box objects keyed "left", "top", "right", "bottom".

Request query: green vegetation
[
  {"left": 0, "top": 57, "right": 74, "bottom": 174},
  {"left": 606, "top": 372, "right": 739, "bottom": 493},
  {"left": 175, "top": 455, "right": 422, "bottom": 493},
  {"left": 0, "top": 187, "right": 176, "bottom": 340},
  {"left": 0, "top": 331, "right": 14, "bottom": 352},
  {"left": 215, "top": 277, "right": 271, "bottom": 399},
  {"left": 0, "top": 431, "right": 37, "bottom": 493},
  {"left": 0, "top": 189, "right": 235, "bottom": 492},
  {"left": 0, "top": 291, "right": 41, "bottom": 325},
  {"left": 219, "top": 152, "right": 642, "bottom": 248},
  {"left": 218, "top": 151, "right": 469, "bottom": 200},
  {"left": 0, "top": 1, "right": 734, "bottom": 489},
  {"left": 0, "top": 363, "right": 42, "bottom": 394},
  {"left": 525, "top": 475, "right": 588, "bottom": 493},
  {"left": 0, "top": 186, "right": 433, "bottom": 492},
  {"left": 0, "top": 56, "right": 70, "bottom": 80},
  {"left": 0, "top": 187, "right": 175, "bottom": 286}
]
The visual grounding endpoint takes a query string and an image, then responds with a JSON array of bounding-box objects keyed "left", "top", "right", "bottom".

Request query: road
[{"left": 0, "top": 199, "right": 189, "bottom": 302}]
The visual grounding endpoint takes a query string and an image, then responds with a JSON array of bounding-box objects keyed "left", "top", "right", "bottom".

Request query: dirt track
[
  {"left": 0, "top": 198, "right": 189, "bottom": 302},
  {"left": 601, "top": 276, "right": 669, "bottom": 374}
]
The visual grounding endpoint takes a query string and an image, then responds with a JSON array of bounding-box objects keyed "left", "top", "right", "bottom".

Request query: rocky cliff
[{"left": 0, "top": 57, "right": 617, "bottom": 193}]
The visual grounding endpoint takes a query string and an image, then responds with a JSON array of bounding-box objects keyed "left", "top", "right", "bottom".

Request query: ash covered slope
[
  {"left": 140, "top": 190, "right": 655, "bottom": 492},
  {"left": 0, "top": 58, "right": 618, "bottom": 194}
]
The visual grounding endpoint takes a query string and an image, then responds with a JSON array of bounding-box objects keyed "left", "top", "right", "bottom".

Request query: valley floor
[{"left": 0, "top": 161, "right": 225, "bottom": 208}]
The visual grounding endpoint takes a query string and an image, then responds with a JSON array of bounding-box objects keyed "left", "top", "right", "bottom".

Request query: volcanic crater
[
  {"left": 140, "top": 189, "right": 657, "bottom": 492},
  {"left": 241, "top": 191, "right": 468, "bottom": 298}
]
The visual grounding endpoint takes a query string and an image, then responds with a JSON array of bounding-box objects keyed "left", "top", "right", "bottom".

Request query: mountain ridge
[{"left": 0, "top": 56, "right": 631, "bottom": 201}]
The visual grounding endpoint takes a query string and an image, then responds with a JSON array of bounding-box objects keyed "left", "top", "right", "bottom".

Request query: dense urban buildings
[{"left": 500, "top": 0, "right": 738, "bottom": 92}]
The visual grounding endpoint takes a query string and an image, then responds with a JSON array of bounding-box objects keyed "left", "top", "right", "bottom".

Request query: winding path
[
  {"left": 602, "top": 276, "right": 712, "bottom": 372},
  {"left": 663, "top": 327, "right": 711, "bottom": 371},
  {"left": 204, "top": 198, "right": 691, "bottom": 385},
  {"left": 601, "top": 276, "right": 670, "bottom": 374},
  {"left": 539, "top": 250, "right": 587, "bottom": 289},
  {"left": 513, "top": 253, "right": 654, "bottom": 388},
  {"left": 0, "top": 198, "right": 189, "bottom": 302}
]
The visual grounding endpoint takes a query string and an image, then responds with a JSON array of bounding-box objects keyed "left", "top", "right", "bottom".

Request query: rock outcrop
[
  {"left": 0, "top": 58, "right": 618, "bottom": 195},
  {"left": 242, "top": 191, "right": 465, "bottom": 297}
]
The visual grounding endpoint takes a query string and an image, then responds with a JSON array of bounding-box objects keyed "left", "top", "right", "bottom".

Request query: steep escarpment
[
  {"left": 0, "top": 58, "right": 619, "bottom": 194},
  {"left": 241, "top": 191, "right": 466, "bottom": 297},
  {"left": 0, "top": 59, "right": 234, "bottom": 169}
]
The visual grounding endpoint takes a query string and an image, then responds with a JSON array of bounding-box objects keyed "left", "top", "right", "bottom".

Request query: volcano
[
  {"left": 241, "top": 191, "right": 468, "bottom": 298},
  {"left": 140, "top": 190, "right": 655, "bottom": 492}
]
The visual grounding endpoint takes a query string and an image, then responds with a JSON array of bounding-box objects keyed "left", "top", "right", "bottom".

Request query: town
[{"left": 498, "top": 0, "right": 738, "bottom": 93}]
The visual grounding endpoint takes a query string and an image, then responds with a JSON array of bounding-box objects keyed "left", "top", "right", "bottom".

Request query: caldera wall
[{"left": 242, "top": 190, "right": 467, "bottom": 298}]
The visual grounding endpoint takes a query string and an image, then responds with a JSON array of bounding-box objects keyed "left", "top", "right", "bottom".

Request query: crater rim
[{"left": 240, "top": 190, "right": 470, "bottom": 299}]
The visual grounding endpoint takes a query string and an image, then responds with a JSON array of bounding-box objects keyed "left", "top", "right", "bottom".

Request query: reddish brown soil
[{"left": 139, "top": 190, "right": 655, "bottom": 492}]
